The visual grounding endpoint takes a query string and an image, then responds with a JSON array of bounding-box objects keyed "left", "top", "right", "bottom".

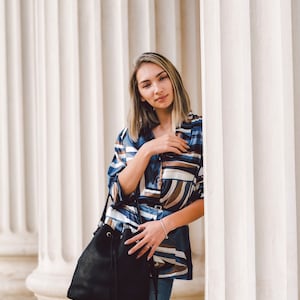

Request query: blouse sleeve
[
  {"left": 188, "top": 116, "right": 204, "bottom": 202},
  {"left": 107, "top": 128, "right": 137, "bottom": 203},
  {"left": 191, "top": 155, "right": 204, "bottom": 201}
]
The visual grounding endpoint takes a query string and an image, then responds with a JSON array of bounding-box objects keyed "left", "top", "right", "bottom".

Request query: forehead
[{"left": 136, "top": 62, "right": 165, "bottom": 82}]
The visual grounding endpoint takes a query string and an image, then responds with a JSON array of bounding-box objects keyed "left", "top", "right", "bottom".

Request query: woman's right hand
[
  {"left": 118, "top": 134, "right": 189, "bottom": 195},
  {"left": 142, "top": 133, "right": 190, "bottom": 157}
]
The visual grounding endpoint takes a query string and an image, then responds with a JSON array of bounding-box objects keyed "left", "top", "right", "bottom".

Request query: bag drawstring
[
  {"left": 112, "top": 233, "right": 118, "bottom": 300},
  {"left": 149, "top": 259, "right": 159, "bottom": 300},
  {"left": 136, "top": 200, "right": 159, "bottom": 300}
]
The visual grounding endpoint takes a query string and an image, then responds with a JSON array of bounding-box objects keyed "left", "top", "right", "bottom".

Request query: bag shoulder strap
[
  {"left": 100, "top": 194, "right": 112, "bottom": 223},
  {"left": 100, "top": 194, "right": 143, "bottom": 224}
]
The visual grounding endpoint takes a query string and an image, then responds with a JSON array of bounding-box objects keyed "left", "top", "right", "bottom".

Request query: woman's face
[{"left": 136, "top": 62, "right": 174, "bottom": 112}]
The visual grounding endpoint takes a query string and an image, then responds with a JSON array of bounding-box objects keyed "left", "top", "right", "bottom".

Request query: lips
[{"left": 155, "top": 95, "right": 168, "bottom": 101}]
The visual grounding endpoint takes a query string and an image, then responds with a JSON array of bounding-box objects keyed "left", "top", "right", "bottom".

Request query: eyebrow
[{"left": 138, "top": 70, "right": 167, "bottom": 85}]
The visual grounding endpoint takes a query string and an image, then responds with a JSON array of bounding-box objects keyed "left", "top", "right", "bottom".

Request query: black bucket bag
[{"left": 67, "top": 196, "right": 156, "bottom": 300}]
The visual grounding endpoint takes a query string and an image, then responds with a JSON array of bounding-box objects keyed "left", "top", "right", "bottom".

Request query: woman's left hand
[{"left": 124, "top": 220, "right": 167, "bottom": 260}]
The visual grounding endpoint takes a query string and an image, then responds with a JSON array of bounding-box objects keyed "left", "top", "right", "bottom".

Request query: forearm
[
  {"left": 162, "top": 199, "right": 204, "bottom": 233},
  {"left": 118, "top": 144, "right": 152, "bottom": 195},
  {"left": 117, "top": 134, "right": 190, "bottom": 196}
]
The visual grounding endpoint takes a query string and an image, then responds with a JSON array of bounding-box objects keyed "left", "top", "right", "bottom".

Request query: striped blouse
[{"left": 105, "top": 113, "right": 203, "bottom": 280}]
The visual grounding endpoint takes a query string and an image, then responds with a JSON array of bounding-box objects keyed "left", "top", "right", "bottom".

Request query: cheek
[
  {"left": 139, "top": 89, "right": 152, "bottom": 101},
  {"left": 138, "top": 87, "right": 145, "bottom": 101},
  {"left": 167, "top": 83, "right": 174, "bottom": 97},
  {"left": 169, "top": 81, "right": 174, "bottom": 91},
  {"left": 164, "top": 80, "right": 173, "bottom": 93}
]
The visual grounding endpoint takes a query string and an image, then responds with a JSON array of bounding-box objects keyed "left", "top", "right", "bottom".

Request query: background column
[
  {"left": 26, "top": 1, "right": 105, "bottom": 298},
  {"left": 0, "top": 0, "right": 37, "bottom": 299},
  {"left": 26, "top": 0, "right": 204, "bottom": 299}
]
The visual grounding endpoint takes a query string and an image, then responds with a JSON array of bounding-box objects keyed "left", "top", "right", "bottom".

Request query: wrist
[
  {"left": 140, "top": 142, "right": 155, "bottom": 159},
  {"left": 159, "top": 219, "right": 169, "bottom": 239},
  {"left": 162, "top": 216, "right": 176, "bottom": 234}
]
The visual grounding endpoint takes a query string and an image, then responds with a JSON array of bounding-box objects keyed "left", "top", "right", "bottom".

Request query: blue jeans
[{"left": 149, "top": 278, "right": 174, "bottom": 300}]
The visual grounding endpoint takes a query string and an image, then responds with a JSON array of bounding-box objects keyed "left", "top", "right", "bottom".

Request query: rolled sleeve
[
  {"left": 193, "top": 159, "right": 204, "bottom": 200},
  {"left": 188, "top": 117, "right": 204, "bottom": 202},
  {"left": 107, "top": 128, "right": 137, "bottom": 203}
]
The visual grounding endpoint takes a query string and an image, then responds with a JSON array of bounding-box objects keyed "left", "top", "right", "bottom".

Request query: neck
[
  {"left": 153, "top": 110, "right": 173, "bottom": 137},
  {"left": 156, "top": 110, "right": 172, "bottom": 128}
]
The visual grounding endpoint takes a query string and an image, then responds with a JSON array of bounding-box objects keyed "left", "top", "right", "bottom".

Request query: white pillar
[
  {"left": 251, "top": 1, "right": 298, "bottom": 299},
  {"left": 26, "top": 1, "right": 105, "bottom": 299},
  {"left": 201, "top": 0, "right": 298, "bottom": 299},
  {"left": 25, "top": 0, "right": 203, "bottom": 299},
  {"left": 101, "top": 0, "right": 129, "bottom": 158},
  {"left": 0, "top": 0, "right": 37, "bottom": 299},
  {"left": 201, "top": 0, "right": 255, "bottom": 299}
]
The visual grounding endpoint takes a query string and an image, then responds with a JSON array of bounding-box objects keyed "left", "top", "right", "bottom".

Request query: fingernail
[{"left": 128, "top": 250, "right": 132, "bottom": 255}]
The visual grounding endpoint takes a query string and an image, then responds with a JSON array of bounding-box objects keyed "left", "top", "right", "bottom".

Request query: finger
[
  {"left": 176, "top": 142, "right": 190, "bottom": 152},
  {"left": 171, "top": 137, "right": 189, "bottom": 150},
  {"left": 147, "top": 247, "right": 156, "bottom": 261},
  {"left": 177, "top": 137, "right": 190, "bottom": 149},
  {"left": 124, "top": 230, "right": 144, "bottom": 245},
  {"left": 169, "top": 144, "right": 189, "bottom": 154},
  {"left": 136, "top": 245, "right": 151, "bottom": 259},
  {"left": 168, "top": 147, "right": 185, "bottom": 155},
  {"left": 128, "top": 239, "right": 147, "bottom": 255}
]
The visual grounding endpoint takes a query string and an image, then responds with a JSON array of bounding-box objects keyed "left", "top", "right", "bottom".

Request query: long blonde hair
[{"left": 128, "top": 52, "right": 191, "bottom": 140}]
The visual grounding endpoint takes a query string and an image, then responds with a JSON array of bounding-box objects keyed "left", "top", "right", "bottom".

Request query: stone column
[
  {"left": 0, "top": 0, "right": 37, "bottom": 299},
  {"left": 26, "top": 1, "right": 105, "bottom": 299},
  {"left": 201, "top": 0, "right": 298, "bottom": 299},
  {"left": 251, "top": 1, "right": 298, "bottom": 298},
  {"left": 25, "top": 0, "right": 204, "bottom": 299}
]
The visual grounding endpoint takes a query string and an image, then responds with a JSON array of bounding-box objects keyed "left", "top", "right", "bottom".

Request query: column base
[
  {"left": 26, "top": 264, "right": 74, "bottom": 300},
  {"left": 0, "top": 256, "right": 37, "bottom": 300}
]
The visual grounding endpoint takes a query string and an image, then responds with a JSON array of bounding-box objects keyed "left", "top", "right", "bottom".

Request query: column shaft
[
  {"left": 221, "top": 0, "right": 256, "bottom": 299},
  {"left": 0, "top": 0, "right": 37, "bottom": 299},
  {"left": 26, "top": 1, "right": 203, "bottom": 299},
  {"left": 251, "top": 1, "right": 298, "bottom": 299},
  {"left": 202, "top": 0, "right": 299, "bottom": 299}
]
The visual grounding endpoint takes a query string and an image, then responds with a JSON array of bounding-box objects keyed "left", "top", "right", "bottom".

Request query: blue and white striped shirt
[{"left": 105, "top": 113, "right": 203, "bottom": 279}]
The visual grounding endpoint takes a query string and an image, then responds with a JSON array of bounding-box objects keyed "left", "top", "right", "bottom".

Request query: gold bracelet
[{"left": 159, "top": 219, "right": 169, "bottom": 239}]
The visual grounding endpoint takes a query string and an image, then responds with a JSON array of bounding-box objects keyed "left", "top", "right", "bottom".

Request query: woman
[{"left": 105, "top": 52, "right": 204, "bottom": 300}]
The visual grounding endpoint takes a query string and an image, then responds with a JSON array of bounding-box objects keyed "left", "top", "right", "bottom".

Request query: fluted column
[
  {"left": 0, "top": 0, "right": 37, "bottom": 299},
  {"left": 25, "top": 1, "right": 203, "bottom": 299},
  {"left": 201, "top": 0, "right": 298, "bottom": 299},
  {"left": 26, "top": 1, "right": 105, "bottom": 299},
  {"left": 251, "top": 1, "right": 298, "bottom": 299}
]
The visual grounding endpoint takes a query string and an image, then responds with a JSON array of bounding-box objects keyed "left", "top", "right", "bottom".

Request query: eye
[
  {"left": 159, "top": 75, "right": 168, "bottom": 81},
  {"left": 142, "top": 82, "right": 151, "bottom": 88}
]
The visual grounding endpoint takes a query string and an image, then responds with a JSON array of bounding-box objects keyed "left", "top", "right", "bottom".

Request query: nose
[{"left": 153, "top": 82, "right": 163, "bottom": 94}]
